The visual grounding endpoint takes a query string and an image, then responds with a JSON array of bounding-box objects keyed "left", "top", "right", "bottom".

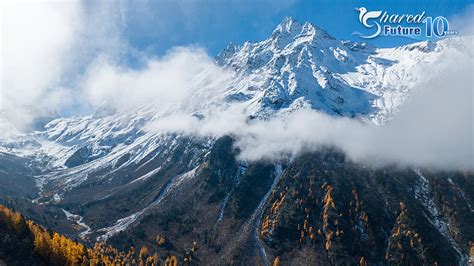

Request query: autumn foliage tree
[{"left": 0, "top": 205, "right": 181, "bottom": 266}]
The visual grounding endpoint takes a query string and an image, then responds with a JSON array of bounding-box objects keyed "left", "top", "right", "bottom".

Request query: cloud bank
[
  {"left": 81, "top": 47, "right": 232, "bottom": 112},
  {"left": 1, "top": 1, "right": 233, "bottom": 129},
  {"left": 1, "top": 1, "right": 82, "bottom": 129},
  {"left": 149, "top": 45, "right": 473, "bottom": 170},
  {"left": 0, "top": 0, "right": 132, "bottom": 129}
]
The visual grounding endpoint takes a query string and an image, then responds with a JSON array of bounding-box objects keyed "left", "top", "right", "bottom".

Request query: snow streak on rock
[
  {"left": 96, "top": 168, "right": 197, "bottom": 241},
  {"left": 253, "top": 164, "right": 283, "bottom": 265},
  {"left": 412, "top": 169, "right": 466, "bottom": 264},
  {"left": 61, "top": 208, "right": 92, "bottom": 239}
]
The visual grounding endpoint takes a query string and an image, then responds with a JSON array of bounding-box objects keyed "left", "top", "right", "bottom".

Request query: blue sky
[{"left": 87, "top": 0, "right": 474, "bottom": 57}]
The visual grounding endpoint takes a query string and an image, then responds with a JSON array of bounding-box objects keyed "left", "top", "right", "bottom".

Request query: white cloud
[
  {"left": 356, "top": 45, "right": 473, "bottom": 170},
  {"left": 0, "top": 1, "right": 130, "bottom": 130},
  {"left": 81, "top": 47, "right": 233, "bottom": 112},
  {"left": 140, "top": 5, "right": 473, "bottom": 171},
  {"left": 448, "top": 4, "right": 474, "bottom": 36},
  {"left": 1, "top": 0, "right": 82, "bottom": 129},
  {"left": 148, "top": 43, "right": 473, "bottom": 170}
]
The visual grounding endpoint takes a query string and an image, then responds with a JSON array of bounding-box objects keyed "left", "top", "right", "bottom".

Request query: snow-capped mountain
[
  {"left": 3, "top": 17, "right": 467, "bottom": 163},
  {"left": 215, "top": 17, "right": 463, "bottom": 124},
  {"left": 0, "top": 17, "right": 472, "bottom": 265},
  {"left": 5, "top": 17, "right": 466, "bottom": 167}
]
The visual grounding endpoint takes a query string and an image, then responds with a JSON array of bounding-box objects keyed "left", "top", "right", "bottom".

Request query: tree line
[{"left": 0, "top": 204, "right": 180, "bottom": 265}]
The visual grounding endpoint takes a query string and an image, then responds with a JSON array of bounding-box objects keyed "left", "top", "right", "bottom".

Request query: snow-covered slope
[
  {"left": 0, "top": 116, "right": 42, "bottom": 155},
  {"left": 216, "top": 17, "right": 468, "bottom": 124}
]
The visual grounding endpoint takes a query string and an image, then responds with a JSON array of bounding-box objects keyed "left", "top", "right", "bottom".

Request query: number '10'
[{"left": 424, "top": 16, "right": 449, "bottom": 37}]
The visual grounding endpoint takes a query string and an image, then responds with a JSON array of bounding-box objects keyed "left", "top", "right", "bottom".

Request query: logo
[{"left": 353, "top": 7, "right": 458, "bottom": 39}]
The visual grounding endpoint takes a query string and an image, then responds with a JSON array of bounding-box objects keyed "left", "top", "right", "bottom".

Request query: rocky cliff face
[{"left": 94, "top": 140, "right": 472, "bottom": 265}]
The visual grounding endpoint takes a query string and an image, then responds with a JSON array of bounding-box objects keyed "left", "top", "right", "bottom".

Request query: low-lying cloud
[
  {"left": 149, "top": 45, "right": 473, "bottom": 170},
  {"left": 1, "top": 1, "right": 82, "bottom": 129},
  {"left": 1, "top": 1, "right": 236, "bottom": 130},
  {"left": 81, "top": 47, "right": 233, "bottom": 112}
]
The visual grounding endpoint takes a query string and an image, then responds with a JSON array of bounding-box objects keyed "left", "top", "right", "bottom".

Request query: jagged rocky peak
[
  {"left": 216, "top": 42, "right": 239, "bottom": 65},
  {"left": 272, "top": 16, "right": 303, "bottom": 37},
  {"left": 216, "top": 17, "right": 337, "bottom": 66},
  {"left": 271, "top": 17, "right": 334, "bottom": 47}
]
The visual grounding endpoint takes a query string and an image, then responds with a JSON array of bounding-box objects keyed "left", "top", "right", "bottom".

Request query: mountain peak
[
  {"left": 272, "top": 17, "right": 307, "bottom": 39},
  {"left": 216, "top": 18, "right": 337, "bottom": 65},
  {"left": 273, "top": 16, "right": 302, "bottom": 35},
  {"left": 216, "top": 42, "right": 239, "bottom": 65},
  {"left": 271, "top": 17, "right": 334, "bottom": 45}
]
